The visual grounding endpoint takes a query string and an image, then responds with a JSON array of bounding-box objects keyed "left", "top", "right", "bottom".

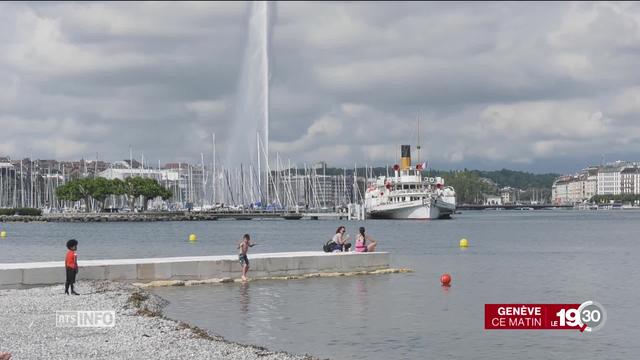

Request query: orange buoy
[{"left": 440, "top": 273, "right": 452, "bottom": 286}]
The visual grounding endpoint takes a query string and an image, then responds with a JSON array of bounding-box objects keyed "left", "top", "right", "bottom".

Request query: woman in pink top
[{"left": 355, "top": 226, "right": 377, "bottom": 253}]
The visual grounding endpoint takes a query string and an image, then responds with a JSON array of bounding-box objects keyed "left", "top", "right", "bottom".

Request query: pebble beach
[{"left": 0, "top": 281, "right": 317, "bottom": 360}]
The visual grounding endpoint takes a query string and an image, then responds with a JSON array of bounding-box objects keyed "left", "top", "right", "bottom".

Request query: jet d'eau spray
[{"left": 223, "top": 1, "right": 273, "bottom": 206}]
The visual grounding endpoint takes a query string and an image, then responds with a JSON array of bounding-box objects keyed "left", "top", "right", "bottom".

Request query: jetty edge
[{"left": 0, "top": 251, "right": 393, "bottom": 287}]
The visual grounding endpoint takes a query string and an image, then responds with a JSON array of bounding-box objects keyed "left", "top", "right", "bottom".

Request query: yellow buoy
[
  {"left": 459, "top": 238, "right": 468, "bottom": 248},
  {"left": 0, "top": 230, "right": 6, "bottom": 238},
  {"left": 188, "top": 233, "right": 197, "bottom": 242}
]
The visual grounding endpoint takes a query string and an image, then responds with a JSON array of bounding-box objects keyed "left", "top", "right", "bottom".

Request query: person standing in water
[
  {"left": 237, "top": 234, "right": 256, "bottom": 282},
  {"left": 355, "top": 227, "right": 377, "bottom": 253}
]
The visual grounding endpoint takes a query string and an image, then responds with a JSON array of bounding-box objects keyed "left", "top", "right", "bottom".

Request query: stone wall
[{"left": 0, "top": 252, "right": 390, "bottom": 286}]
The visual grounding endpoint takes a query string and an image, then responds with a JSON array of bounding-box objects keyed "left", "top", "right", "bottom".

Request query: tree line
[
  {"left": 55, "top": 177, "right": 172, "bottom": 212},
  {"left": 308, "top": 166, "right": 558, "bottom": 188},
  {"left": 590, "top": 194, "right": 640, "bottom": 204},
  {"left": 432, "top": 170, "right": 495, "bottom": 204},
  {"left": 292, "top": 166, "right": 556, "bottom": 205},
  {"left": 470, "top": 169, "right": 558, "bottom": 190}
]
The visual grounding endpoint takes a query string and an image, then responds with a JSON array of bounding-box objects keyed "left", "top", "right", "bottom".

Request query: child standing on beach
[
  {"left": 65, "top": 239, "right": 79, "bottom": 295},
  {"left": 237, "top": 234, "right": 256, "bottom": 282}
]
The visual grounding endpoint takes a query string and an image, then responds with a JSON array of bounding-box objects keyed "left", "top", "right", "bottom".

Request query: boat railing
[{"left": 387, "top": 189, "right": 436, "bottom": 197}]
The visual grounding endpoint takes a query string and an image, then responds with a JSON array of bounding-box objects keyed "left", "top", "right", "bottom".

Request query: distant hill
[
  {"left": 429, "top": 168, "right": 557, "bottom": 204},
  {"left": 316, "top": 166, "right": 557, "bottom": 189},
  {"left": 284, "top": 166, "right": 556, "bottom": 204},
  {"left": 470, "top": 169, "right": 558, "bottom": 189}
]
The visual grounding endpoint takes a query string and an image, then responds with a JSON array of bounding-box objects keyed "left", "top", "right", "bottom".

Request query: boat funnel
[{"left": 401, "top": 145, "right": 411, "bottom": 170}]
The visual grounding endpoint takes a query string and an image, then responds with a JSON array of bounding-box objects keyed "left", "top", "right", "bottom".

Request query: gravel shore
[{"left": 0, "top": 281, "right": 318, "bottom": 360}]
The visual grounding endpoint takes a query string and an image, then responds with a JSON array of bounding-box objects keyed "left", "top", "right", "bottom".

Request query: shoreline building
[
  {"left": 596, "top": 162, "right": 626, "bottom": 196},
  {"left": 484, "top": 195, "right": 502, "bottom": 206},
  {"left": 552, "top": 169, "right": 597, "bottom": 205},
  {"left": 621, "top": 166, "right": 640, "bottom": 195},
  {"left": 551, "top": 162, "right": 638, "bottom": 204}
]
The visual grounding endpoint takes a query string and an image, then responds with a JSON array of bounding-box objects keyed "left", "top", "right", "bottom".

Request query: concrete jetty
[{"left": 0, "top": 251, "right": 390, "bottom": 286}]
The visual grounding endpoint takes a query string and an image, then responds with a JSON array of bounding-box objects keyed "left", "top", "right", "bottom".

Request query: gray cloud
[{"left": 1, "top": 1, "right": 640, "bottom": 173}]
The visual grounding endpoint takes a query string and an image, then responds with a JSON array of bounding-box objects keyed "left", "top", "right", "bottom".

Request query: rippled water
[{"left": 1, "top": 211, "right": 638, "bottom": 359}]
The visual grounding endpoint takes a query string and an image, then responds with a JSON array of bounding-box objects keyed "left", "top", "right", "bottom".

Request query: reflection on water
[
  {"left": 354, "top": 277, "right": 368, "bottom": 319},
  {"left": 239, "top": 282, "right": 250, "bottom": 315}
]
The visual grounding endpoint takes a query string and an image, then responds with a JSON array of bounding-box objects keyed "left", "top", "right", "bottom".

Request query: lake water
[{"left": 1, "top": 211, "right": 638, "bottom": 359}]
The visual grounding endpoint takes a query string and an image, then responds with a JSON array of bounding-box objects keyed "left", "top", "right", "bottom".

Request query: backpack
[{"left": 323, "top": 239, "right": 335, "bottom": 253}]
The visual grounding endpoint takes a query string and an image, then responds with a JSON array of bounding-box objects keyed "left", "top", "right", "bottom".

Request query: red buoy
[{"left": 440, "top": 273, "right": 452, "bottom": 286}]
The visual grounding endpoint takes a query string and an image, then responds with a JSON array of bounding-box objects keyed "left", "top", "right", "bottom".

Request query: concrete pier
[{"left": 0, "top": 251, "right": 390, "bottom": 286}]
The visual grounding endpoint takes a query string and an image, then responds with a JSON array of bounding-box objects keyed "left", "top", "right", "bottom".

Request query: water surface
[{"left": 1, "top": 211, "right": 638, "bottom": 359}]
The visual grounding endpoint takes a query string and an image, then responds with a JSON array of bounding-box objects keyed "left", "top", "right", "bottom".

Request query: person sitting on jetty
[
  {"left": 237, "top": 234, "right": 256, "bottom": 282},
  {"left": 332, "top": 226, "right": 351, "bottom": 252},
  {"left": 64, "top": 239, "right": 80, "bottom": 295},
  {"left": 355, "top": 227, "right": 377, "bottom": 253}
]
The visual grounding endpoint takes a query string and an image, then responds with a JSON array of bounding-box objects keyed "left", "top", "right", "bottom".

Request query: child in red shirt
[{"left": 65, "top": 239, "right": 79, "bottom": 295}]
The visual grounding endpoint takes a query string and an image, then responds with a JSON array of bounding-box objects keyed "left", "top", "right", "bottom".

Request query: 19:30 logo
[{"left": 556, "top": 301, "right": 606, "bottom": 332}]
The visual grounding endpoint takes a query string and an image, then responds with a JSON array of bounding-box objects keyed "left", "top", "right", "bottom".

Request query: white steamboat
[{"left": 364, "top": 145, "right": 456, "bottom": 219}]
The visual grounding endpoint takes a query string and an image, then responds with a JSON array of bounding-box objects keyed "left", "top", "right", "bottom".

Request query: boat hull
[{"left": 367, "top": 201, "right": 454, "bottom": 220}]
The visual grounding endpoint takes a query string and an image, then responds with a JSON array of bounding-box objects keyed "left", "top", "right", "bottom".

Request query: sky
[{"left": 1, "top": 1, "right": 640, "bottom": 174}]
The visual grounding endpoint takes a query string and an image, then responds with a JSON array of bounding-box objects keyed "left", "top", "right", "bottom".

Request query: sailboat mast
[
  {"left": 256, "top": 132, "right": 261, "bottom": 205},
  {"left": 212, "top": 133, "right": 216, "bottom": 206},
  {"left": 417, "top": 112, "right": 421, "bottom": 164},
  {"left": 201, "top": 153, "right": 206, "bottom": 208}
]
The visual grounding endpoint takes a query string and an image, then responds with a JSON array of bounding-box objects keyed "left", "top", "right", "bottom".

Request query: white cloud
[
  {"left": 611, "top": 87, "right": 640, "bottom": 116},
  {"left": 271, "top": 115, "right": 344, "bottom": 153},
  {"left": 0, "top": 74, "right": 19, "bottom": 106},
  {"left": 5, "top": 9, "right": 152, "bottom": 76},
  {"left": 1, "top": 2, "right": 640, "bottom": 172},
  {"left": 480, "top": 101, "right": 609, "bottom": 139},
  {"left": 186, "top": 100, "right": 227, "bottom": 118}
]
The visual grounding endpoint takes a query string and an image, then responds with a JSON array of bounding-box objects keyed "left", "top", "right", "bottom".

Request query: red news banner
[{"left": 485, "top": 304, "right": 585, "bottom": 331}]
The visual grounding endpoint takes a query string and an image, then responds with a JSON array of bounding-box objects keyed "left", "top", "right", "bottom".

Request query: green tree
[
  {"left": 109, "top": 178, "right": 127, "bottom": 197},
  {"left": 438, "top": 170, "right": 494, "bottom": 204},
  {"left": 55, "top": 177, "right": 171, "bottom": 212},
  {"left": 56, "top": 178, "right": 94, "bottom": 212},
  {"left": 56, "top": 182, "right": 82, "bottom": 203},
  {"left": 87, "top": 177, "right": 114, "bottom": 210},
  {"left": 124, "top": 177, "right": 172, "bottom": 211}
]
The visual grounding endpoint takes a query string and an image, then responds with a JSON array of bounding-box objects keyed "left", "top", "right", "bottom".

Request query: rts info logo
[{"left": 56, "top": 310, "right": 116, "bottom": 328}]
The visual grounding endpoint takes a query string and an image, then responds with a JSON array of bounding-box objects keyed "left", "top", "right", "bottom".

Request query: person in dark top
[
  {"left": 65, "top": 239, "right": 79, "bottom": 295},
  {"left": 237, "top": 234, "right": 256, "bottom": 282},
  {"left": 332, "top": 225, "right": 351, "bottom": 252}
]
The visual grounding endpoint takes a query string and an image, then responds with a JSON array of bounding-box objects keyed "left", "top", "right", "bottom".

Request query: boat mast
[
  {"left": 417, "top": 112, "right": 421, "bottom": 165},
  {"left": 201, "top": 153, "right": 207, "bottom": 208},
  {"left": 212, "top": 133, "right": 216, "bottom": 205},
  {"left": 20, "top": 159, "right": 24, "bottom": 208}
]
